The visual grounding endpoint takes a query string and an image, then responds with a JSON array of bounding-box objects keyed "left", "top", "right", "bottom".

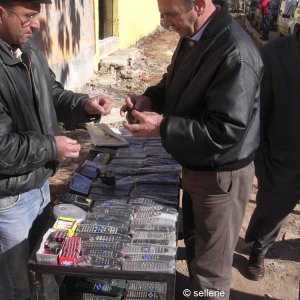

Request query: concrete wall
[
  {"left": 116, "top": 0, "right": 161, "bottom": 48},
  {"left": 36, "top": 1, "right": 99, "bottom": 90},
  {"left": 34, "top": 0, "right": 160, "bottom": 89}
]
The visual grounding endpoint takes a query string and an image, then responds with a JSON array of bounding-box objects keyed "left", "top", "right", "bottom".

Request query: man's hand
[
  {"left": 123, "top": 111, "right": 163, "bottom": 137},
  {"left": 54, "top": 136, "right": 81, "bottom": 161},
  {"left": 120, "top": 95, "right": 152, "bottom": 117},
  {"left": 84, "top": 95, "right": 113, "bottom": 116}
]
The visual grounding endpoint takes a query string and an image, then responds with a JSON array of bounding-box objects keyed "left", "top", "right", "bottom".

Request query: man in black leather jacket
[
  {"left": 121, "top": 0, "right": 262, "bottom": 298},
  {"left": 0, "top": 1, "right": 112, "bottom": 299}
]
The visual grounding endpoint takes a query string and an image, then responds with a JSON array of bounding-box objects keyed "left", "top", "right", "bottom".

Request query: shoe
[
  {"left": 260, "top": 36, "right": 268, "bottom": 41},
  {"left": 247, "top": 251, "right": 265, "bottom": 281}
]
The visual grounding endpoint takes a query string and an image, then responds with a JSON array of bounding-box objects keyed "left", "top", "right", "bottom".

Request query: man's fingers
[
  {"left": 66, "top": 138, "right": 78, "bottom": 145},
  {"left": 131, "top": 110, "right": 146, "bottom": 122}
]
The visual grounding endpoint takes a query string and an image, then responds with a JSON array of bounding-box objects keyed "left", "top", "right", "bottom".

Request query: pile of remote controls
[
  {"left": 60, "top": 277, "right": 168, "bottom": 300},
  {"left": 37, "top": 136, "right": 181, "bottom": 298}
]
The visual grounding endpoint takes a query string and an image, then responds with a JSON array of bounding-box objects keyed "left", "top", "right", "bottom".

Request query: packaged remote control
[
  {"left": 90, "top": 195, "right": 129, "bottom": 203},
  {"left": 121, "top": 244, "right": 176, "bottom": 256},
  {"left": 81, "top": 241, "right": 124, "bottom": 251},
  {"left": 88, "top": 214, "right": 130, "bottom": 226},
  {"left": 129, "top": 197, "right": 177, "bottom": 207},
  {"left": 133, "top": 212, "right": 177, "bottom": 222},
  {"left": 78, "top": 293, "right": 122, "bottom": 300},
  {"left": 135, "top": 205, "right": 177, "bottom": 214},
  {"left": 91, "top": 208, "right": 134, "bottom": 218},
  {"left": 83, "top": 219, "right": 129, "bottom": 229},
  {"left": 76, "top": 278, "right": 126, "bottom": 289},
  {"left": 130, "top": 224, "right": 176, "bottom": 233},
  {"left": 75, "top": 279, "right": 124, "bottom": 297},
  {"left": 77, "top": 255, "right": 123, "bottom": 270},
  {"left": 131, "top": 239, "right": 176, "bottom": 247},
  {"left": 131, "top": 231, "right": 176, "bottom": 241},
  {"left": 76, "top": 233, "right": 131, "bottom": 243},
  {"left": 123, "top": 254, "right": 174, "bottom": 262},
  {"left": 122, "top": 260, "right": 175, "bottom": 273},
  {"left": 76, "top": 224, "right": 128, "bottom": 235},
  {"left": 81, "top": 248, "right": 122, "bottom": 258},
  {"left": 124, "top": 290, "right": 164, "bottom": 299},
  {"left": 126, "top": 281, "right": 167, "bottom": 293},
  {"left": 94, "top": 201, "right": 134, "bottom": 210},
  {"left": 130, "top": 217, "right": 176, "bottom": 227}
]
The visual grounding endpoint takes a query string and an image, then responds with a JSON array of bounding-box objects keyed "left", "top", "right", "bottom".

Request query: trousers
[
  {"left": 262, "top": 13, "right": 271, "bottom": 38},
  {"left": 245, "top": 183, "right": 299, "bottom": 256},
  {"left": 0, "top": 181, "right": 51, "bottom": 300},
  {"left": 182, "top": 163, "right": 254, "bottom": 300}
]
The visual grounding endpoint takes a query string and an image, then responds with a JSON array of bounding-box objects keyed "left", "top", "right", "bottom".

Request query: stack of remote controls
[
  {"left": 60, "top": 277, "right": 167, "bottom": 300},
  {"left": 38, "top": 136, "right": 180, "bottom": 298}
]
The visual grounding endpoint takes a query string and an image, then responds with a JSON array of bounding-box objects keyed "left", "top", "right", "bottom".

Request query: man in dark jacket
[
  {"left": 121, "top": 0, "right": 262, "bottom": 298},
  {"left": 0, "top": 1, "right": 112, "bottom": 299},
  {"left": 245, "top": 31, "right": 300, "bottom": 281}
]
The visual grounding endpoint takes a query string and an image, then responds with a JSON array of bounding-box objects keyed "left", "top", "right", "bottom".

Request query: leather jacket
[
  {"left": 144, "top": 2, "right": 263, "bottom": 171},
  {"left": 0, "top": 39, "right": 93, "bottom": 196}
]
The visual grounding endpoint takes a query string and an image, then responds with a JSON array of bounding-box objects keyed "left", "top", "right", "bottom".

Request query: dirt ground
[{"left": 50, "top": 21, "right": 300, "bottom": 300}]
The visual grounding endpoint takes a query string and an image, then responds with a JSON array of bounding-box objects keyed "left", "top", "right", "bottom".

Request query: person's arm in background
[{"left": 259, "top": 47, "right": 272, "bottom": 145}]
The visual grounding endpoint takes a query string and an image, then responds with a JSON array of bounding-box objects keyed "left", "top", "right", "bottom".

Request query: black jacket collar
[{"left": 201, "top": 1, "right": 232, "bottom": 41}]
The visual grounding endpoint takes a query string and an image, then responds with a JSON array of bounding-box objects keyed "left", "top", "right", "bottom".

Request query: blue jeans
[{"left": 0, "top": 181, "right": 51, "bottom": 300}]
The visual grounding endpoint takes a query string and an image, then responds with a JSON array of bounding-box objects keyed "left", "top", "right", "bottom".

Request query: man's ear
[{"left": 194, "top": 0, "right": 206, "bottom": 14}]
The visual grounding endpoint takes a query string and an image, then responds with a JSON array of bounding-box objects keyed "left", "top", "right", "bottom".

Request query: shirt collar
[
  {"left": 0, "top": 39, "right": 21, "bottom": 57},
  {"left": 190, "top": 5, "right": 221, "bottom": 42}
]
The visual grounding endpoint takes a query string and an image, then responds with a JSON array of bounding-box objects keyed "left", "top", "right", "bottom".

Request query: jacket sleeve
[
  {"left": 142, "top": 39, "right": 183, "bottom": 113},
  {"left": 0, "top": 100, "right": 57, "bottom": 175},
  {"left": 143, "top": 68, "right": 169, "bottom": 113},
  {"left": 160, "top": 56, "right": 261, "bottom": 164}
]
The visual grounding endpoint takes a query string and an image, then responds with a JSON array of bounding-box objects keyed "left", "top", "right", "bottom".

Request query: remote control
[
  {"left": 130, "top": 224, "right": 176, "bottom": 233},
  {"left": 131, "top": 217, "right": 176, "bottom": 226},
  {"left": 132, "top": 231, "right": 176, "bottom": 241},
  {"left": 75, "top": 279, "right": 124, "bottom": 297},
  {"left": 77, "top": 256, "right": 122, "bottom": 270},
  {"left": 131, "top": 239, "right": 176, "bottom": 247},
  {"left": 123, "top": 254, "right": 174, "bottom": 261},
  {"left": 121, "top": 245, "right": 176, "bottom": 255},
  {"left": 81, "top": 241, "right": 124, "bottom": 251},
  {"left": 76, "top": 224, "right": 128, "bottom": 235},
  {"left": 122, "top": 260, "right": 175, "bottom": 273},
  {"left": 81, "top": 248, "right": 122, "bottom": 258},
  {"left": 124, "top": 290, "right": 164, "bottom": 299},
  {"left": 79, "top": 294, "right": 122, "bottom": 300},
  {"left": 133, "top": 212, "right": 177, "bottom": 222},
  {"left": 126, "top": 281, "right": 167, "bottom": 293},
  {"left": 77, "top": 233, "right": 131, "bottom": 243},
  {"left": 136, "top": 205, "right": 177, "bottom": 214}
]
